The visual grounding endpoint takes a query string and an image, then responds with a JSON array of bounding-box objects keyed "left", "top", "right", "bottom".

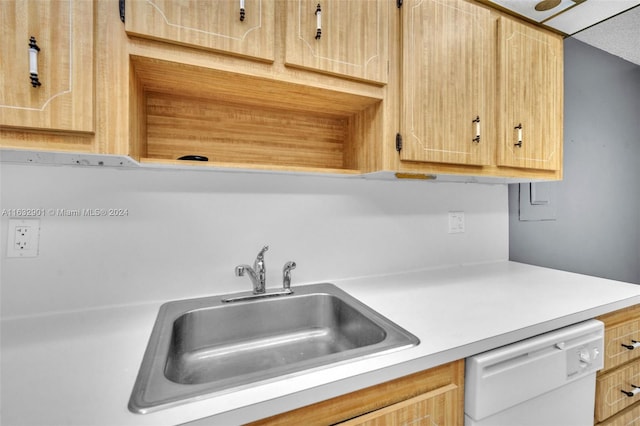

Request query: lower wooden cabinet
[
  {"left": 338, "top": 383, "right": 459, "bottom": 426},
  {"left": 248, "top": 360, "right": 464, "bottom": 426},
  {"left": 596, "top": 359, "right": 640, "bottom": 422},
  {"left": 598, "top": 402, "right": 640, "bottom": 426},
  {"left": 596, "top": 305, "right": 640, "bottom": 425}
]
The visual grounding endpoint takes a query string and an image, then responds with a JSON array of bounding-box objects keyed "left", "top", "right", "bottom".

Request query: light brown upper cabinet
[
  {"left": 394, "top": 0, "right": 563, "bottom": 179},
  {"left": 2, "top": 0, "right": 563, "bottom": 181},
  {"left": 285, "top": 0, "right": 389, "bottom": 84},
  {"left": 124, "top": 0, "right": 276, "bottom": 62},
  {"left": 400, "top": 0, "right": 495, "bottom": 166},
  {"left": 0, "top": 0, "right": 94, "bottom": 133},
  {"left": 497, "top": 17, "right": 563, "bottom": 171},
  {"left": 124, "top": 0, "right": 388, "bottom": 84},
  {"left": 120, "top": 0, "right": 387, "bottom": 174}
]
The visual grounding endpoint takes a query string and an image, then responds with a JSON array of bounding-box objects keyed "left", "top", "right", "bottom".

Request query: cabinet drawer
[
  {"left": 249, "top": 360, "right": 464, "bottom": 425},
  {"left": 338, "top": 384, "right": 459, "bottom": 426},
  {"left": 603, "top": 317, "right": 640, "bottom": 372},
  {"left": 596, "top": 359, "right": 640, "bottom": 422},
  {"left": 598, "top": 402, "right": 640, "bottom": 426}
]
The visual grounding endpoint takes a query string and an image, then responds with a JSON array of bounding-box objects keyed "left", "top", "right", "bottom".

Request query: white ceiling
[
  {"left": 572, "top": 6, "right": 640, "bottom": 66},
  {"left": 485, "top": 1, "right": 640, "bottom": 66}
]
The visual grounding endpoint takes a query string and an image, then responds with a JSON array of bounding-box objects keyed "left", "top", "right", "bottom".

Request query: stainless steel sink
[{"left": 129, "top": 283, "right": 419, "bottom": 414}]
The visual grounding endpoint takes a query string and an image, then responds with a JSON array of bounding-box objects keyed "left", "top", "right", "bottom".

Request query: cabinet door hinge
[
  {"left": 119, "top": 0, "right": 125, "bottom": 23},
  {"left": 397, "top": 0, "right": 403, "bottom": 8},
  {"left": 395, "top": 133, "right": 403, "bottom": 152}
]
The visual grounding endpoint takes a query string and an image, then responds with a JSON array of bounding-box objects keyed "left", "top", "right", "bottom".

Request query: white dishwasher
[{"left": 465, "top": 319, "right": 604, "bottom": 426}]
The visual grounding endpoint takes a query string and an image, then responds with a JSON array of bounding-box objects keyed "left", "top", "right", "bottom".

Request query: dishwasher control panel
[{"left": 566, "top": 339, "right": 603, "bottom": 378}]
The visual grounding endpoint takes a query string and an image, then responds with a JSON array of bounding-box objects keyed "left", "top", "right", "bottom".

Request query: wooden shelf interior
[{"left": 129, "top": 56, "right": 382, "bottom": 172}]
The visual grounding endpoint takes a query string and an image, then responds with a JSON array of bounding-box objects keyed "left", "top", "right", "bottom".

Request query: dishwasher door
[{"left": 465, "top": 319, "right": 604, "bottom": 426}]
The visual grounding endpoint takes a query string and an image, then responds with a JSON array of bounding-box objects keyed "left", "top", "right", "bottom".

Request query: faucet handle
[{"left": 282, "top": 261, "right": 296, "bottom": 290}]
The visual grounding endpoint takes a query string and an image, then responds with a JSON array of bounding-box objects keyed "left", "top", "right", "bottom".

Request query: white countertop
[{"left": 2, "top": 261, "right": 640, "bottom": 426}]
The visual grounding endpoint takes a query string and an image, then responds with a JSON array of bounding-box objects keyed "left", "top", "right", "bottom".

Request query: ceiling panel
[{"left": 484, "top": 0, "right": 640, "bottom": 65}]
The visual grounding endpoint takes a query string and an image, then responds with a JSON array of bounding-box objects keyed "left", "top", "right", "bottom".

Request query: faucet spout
[
  {"left": 253, "top": 245, "right": 268, "bottom": 293},
  {"left": 235, "top": 245, "right": 269, "bottom": 294},
  {"left": 235, "top": 264, "right": 263, "bottom": 294}
]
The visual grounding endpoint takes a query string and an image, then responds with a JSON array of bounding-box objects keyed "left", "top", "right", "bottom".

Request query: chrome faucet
[
  {"left": 235, "top": 245, "right": 269, "bottom": 294},
  {"left": 225, "top": 245, "right": 296, "bottom": 303}
]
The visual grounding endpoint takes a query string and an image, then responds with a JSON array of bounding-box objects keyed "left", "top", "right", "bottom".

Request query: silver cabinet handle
[
  {"left": 472, "top": 116, "right": 481, "bottom": 143},
  {"left": 29, "top": 36, "right": 41, "bottom": 88},
  {"left": 514, "top": 123, "right": 523, "bottom": 147},
  {"left": 315, "top": 3, "right": 322, "bottom": 40},
  {"left": 240, "top": 0, "right": 245, "bottom": 21}
]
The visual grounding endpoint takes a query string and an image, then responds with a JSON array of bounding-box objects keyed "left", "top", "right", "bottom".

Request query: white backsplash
[{"left": 0, "top": 163, "right": 508, "bottom": 318}]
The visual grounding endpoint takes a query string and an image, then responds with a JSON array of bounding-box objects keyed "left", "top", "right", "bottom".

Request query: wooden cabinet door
[
  {"left": 595, "top": 359, "right": 640, "bottom": 422},
  {"left": 400, "top": 0, "right": 495, "bottom": 166},
  {"left": 124, "top": 0, "right": 275, "bottom": 62},
  {"left": 0, "top": 0, "right": 94, "bottom": 133},
  {"left": 248, "top": 360, "right": 464, "bottom": 426},
  {"left": 598, "top": 403, "right": 640, "bottom": 426},
  {"left": 602, "top": 315, "right": 640, "bottom": 372},
  {"left": 285, "top": 0, "right": 389, "bottom": 84},
  {"left": 497, "top": 17, "right": 563, "bottom": 171},
  {"left": 338, "top": 384, "right": 460, "bottom": 426}
]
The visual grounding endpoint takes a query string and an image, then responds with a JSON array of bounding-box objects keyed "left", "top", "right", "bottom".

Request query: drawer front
[
  {"left": 338, "top": 384, "right": 459, "bottom": 426},
  {"left": 596, "top": 360, "right": 640, "bottom": 422},
  {"left": 604, "top": 318, "right": 640, "bottom": 372},
  {"left": 249, "top": 360, "right": 464, "bottom": 426},
  {"left": 597, "top": 402, "right": 640, "bottom": 426}
]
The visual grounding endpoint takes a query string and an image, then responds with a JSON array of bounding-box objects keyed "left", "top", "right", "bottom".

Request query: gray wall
[{"left": 509, "top": 37, "right": 640, "bottom": 284}]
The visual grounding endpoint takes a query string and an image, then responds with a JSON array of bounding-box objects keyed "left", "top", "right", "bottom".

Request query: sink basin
[{"left": 129, "top": 283, "right": 419, "bottom": 413}]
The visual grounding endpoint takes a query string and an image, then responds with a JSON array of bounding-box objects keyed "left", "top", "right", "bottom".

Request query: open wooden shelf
[{"left": 129, "top": 56, "right": 383, "bottom": 174}]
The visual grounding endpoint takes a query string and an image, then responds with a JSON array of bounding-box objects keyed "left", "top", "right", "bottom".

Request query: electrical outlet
[
  {"left": 448, "top": 211, "right": 465, "bottom": 234},
  {"left": 7, "top": 219, "right": 40, "bottom": 258}
]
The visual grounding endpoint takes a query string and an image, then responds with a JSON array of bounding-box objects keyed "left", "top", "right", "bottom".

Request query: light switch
[
  {"left": 530, "top": 182, "right": 553, "bottom": 205},
  {"left": 519, "top": 183, "right": 557, "bottom": 221}
]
